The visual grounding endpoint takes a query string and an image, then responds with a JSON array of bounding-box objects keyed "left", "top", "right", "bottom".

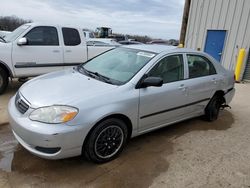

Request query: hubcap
[{"left": 94, "top": 125, "right": 124, "bottom": 159}]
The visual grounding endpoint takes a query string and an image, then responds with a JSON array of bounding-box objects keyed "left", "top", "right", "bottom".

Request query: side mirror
[
  {"left": 140, "top": 76, "right": 163, "bottom": 88},
  {"left": 17, "top": 37, "right": 28, "bottom": 46}
]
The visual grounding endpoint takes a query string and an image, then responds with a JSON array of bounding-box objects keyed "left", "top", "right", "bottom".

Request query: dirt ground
[{"left": 0, "top": 81, "right": 250, "bottom": 188}]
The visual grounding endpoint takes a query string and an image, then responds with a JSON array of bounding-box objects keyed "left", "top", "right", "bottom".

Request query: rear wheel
[
  {"left": 0, "top": 67, "right": 9, "bottom": 94},
  {"left": 205, "top": 95, "right": 223, "bottom": 121},
  {"left": 84, "top": 118, "right": 128, "bottom": 163}
]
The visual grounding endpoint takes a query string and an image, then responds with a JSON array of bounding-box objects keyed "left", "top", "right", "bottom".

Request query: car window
[
  {"left": 187, "top": 54, "right": 216, "bottom": 78},
  {"left": 62, "top": 27, "right": 81, "bottom": 46},
  {"left": 24, "top": 26, "right": 59, "bottom": 46},
  {"left": 148, "top": 54, "right": 184, "bottom": 84}
]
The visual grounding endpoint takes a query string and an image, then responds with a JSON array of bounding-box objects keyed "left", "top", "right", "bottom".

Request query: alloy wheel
[{"left": 94, "top": 125, "right": 124, "bottom": 159}]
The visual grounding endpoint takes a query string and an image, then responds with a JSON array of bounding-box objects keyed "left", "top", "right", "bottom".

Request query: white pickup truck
[{"left": 0, "top": 23, "right": 115, "bottom": 94}]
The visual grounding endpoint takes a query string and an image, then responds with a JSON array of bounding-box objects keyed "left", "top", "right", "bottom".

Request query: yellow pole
[
  {"left": 235, "top": 48, "right": 246, "bottom": 82},
  {"left": 178, "top": 43, "right": 184, "bottom": 48}
]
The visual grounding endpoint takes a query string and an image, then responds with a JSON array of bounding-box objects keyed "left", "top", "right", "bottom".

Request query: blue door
[{"left": 204, "top": 30, "right": 226, "bottom": 62}]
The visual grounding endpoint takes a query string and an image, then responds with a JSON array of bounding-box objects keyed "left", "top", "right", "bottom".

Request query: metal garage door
[{"left": 243, "top": 50, "right": 250, "bottom": 81}]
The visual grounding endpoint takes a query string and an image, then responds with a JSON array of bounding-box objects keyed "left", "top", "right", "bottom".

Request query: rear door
[
  {"left": 12, "top": 26, "right": 63, "bottom": 77},
  {"left": 184, "top": 54, "right": 219, "bottom": 112},
  {"left": 62, "top": 27, "right": 87, "bottom": 68},
  {"left": 138, "top": 54, "right": 192, "bottom": 132}
]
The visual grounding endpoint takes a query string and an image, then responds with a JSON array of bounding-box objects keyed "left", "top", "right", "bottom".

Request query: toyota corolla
[{"left": 8, "top": 45, "right": 235, "bottom": 163}]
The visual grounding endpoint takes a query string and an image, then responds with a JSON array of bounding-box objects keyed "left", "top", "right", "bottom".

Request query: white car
[
  {"left": 0, "top": 30, "right": 11, "bottom": 38},
  {"left": 83, "top": 30, "right": 121, "bottom": 46},
  {"left": 87, "top": 39, "right": 121, "bottom": 47},
  {"left": 9, "top": 45, "right": 235, "bottom": 163}
]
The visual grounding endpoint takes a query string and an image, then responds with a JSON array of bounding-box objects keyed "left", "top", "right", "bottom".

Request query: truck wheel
[
  {"left": 84, "top": 118, "right": 128, "bottom": 163},
  {"left": 0, "top": 67, "right": 9, "bottom": 94},
  {"left": 204, "top": 95, "right": 223, "bottom": 122}
]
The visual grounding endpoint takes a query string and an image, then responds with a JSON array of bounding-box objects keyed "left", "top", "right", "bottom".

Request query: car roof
[
  {"left": 122, "top": 44, "right": 175, "bottom": 53},
  {"left": 23, "top": 22, "right": 84, "bottom": 30},
  {"left": 122, "top": 44, "right": 199, "bottom": 54}
]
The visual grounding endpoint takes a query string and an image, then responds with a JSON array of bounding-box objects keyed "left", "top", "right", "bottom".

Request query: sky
[{"left": 0, "top": 0, "right": 185, "bottom": 39}]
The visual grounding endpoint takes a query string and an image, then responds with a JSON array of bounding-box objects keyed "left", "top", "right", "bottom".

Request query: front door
[
  {"left": 139, "top": 54, "right": 191, "bottom": 132},
  {"left": 12, "top": 26, "right": 63, "bottom": 77},
  {"left": 204, "top": 30, "right": 226, "bottom": 62}
]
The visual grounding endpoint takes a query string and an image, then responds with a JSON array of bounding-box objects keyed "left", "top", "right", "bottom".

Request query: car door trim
[
  {"left": 140, "top": 98, "right": 210, "bottom": 119},
  {"left": 14, "top": 63, "right": 81, "bottom": 68}
]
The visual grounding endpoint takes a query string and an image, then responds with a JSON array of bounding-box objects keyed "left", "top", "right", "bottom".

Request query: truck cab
[{"left": 0, "top": 23, "right": 115, "bottom": 94}]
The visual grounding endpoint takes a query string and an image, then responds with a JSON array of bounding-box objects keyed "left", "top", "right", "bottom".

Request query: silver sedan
[{"left": 8, "top": 45, "right": 235, "bottom": 163}]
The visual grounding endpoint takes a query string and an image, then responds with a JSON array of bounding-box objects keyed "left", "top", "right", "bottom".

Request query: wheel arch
[
  {"left": 83, "top": 113, "right": 133, "bottom": 149},
  {"left": 213, "top": 90, "right": 226, "bottom": 104},
  {"left": 0, "top": 60, "right": 13, "bottom": 77}
]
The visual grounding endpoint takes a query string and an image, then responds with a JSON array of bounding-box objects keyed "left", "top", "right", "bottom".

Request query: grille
[{"left": 15, "top": 92, "right": 29, "bottom": 114}]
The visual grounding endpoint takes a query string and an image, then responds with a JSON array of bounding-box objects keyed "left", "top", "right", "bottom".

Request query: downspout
[{"left": 179, "top": 0, "right": 191, "bottom": 46}]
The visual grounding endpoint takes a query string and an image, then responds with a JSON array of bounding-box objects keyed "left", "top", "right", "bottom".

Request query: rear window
[{"left": 62, "top": 27, "right": 81, "bottom": 46}]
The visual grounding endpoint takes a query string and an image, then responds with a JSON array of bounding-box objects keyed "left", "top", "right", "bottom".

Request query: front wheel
[
  {"left": 0, "top": 67, "right": 9, "bottom": 94},
  {"left": 84, "top": 118, "right": 128, "bottom": 163},
  {"left": 205, "top": 95, "right": 223, "bottom": 121}
]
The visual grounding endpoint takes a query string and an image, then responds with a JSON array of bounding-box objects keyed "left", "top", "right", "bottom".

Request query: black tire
[
  {"left": 0, "top": 67, "right": 9, "bottom": 94},
  {"left": 205, "top": 95, "right": 223, "bottom": 121},
  {"left": 83, "top": 118, "right": 128, "bottom": 163}
]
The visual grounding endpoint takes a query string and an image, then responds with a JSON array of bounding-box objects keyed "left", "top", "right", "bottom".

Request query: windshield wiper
[
  {"left": 89, "top": 71, "right": 113, "bottom": 84},
  {"left": 78, "top": 66, "right": 113, "bottom": 84},
  {"left": 0, "top": 36, "right": 6, "bottom": 43}
]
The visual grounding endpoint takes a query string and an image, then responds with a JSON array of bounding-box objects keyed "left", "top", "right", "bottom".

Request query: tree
[{"left": 0, "top": 15, "right": 32, "bottom": 31}]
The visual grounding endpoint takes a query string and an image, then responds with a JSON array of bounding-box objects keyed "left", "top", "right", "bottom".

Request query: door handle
[
  {"left": 52, "top": 50, "right": 60, "bottom": 53},
  {"left": 211, "top": 78, "right": 217, "bottom": 84},
  {"left": 65, "top": 50, "right": 72, "bottom": 53},
  {"left": 178, "top": 84, "right": 186, "bottom": 91}
]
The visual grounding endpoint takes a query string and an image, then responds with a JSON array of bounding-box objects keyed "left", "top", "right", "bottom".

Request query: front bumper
[{"left": 8, "top": 96, "right": 87, "bottom": 159}]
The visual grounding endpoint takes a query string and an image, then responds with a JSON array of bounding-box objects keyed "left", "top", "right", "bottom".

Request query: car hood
[{"left": 19, "top": 69, "right": 118, "bottom": 108}]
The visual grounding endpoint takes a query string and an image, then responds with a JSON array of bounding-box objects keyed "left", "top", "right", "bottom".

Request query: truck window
[
  {"left": 62, "top": 28, "right": 81, "bottom": 46},
  {"left": 24, "top": 26, "right": 59, "bottom": 46}
]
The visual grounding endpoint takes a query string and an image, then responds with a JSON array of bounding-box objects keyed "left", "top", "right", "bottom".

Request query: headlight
[{"left": 29, "top": 106, "right": 78, "bottom": 124}]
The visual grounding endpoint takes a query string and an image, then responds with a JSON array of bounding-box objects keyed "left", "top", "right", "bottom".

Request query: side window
[
  {"left": 24, "top": 26, "right": 59, "bottom": 46},
  {"left": 62, "top": 27, "right": 81, "bottom": 46},
  {"left": 187, "top": 55, "right": 216, "bottom": 78},
  {"left": 148, "top": 54, "right": 184, "bottom": 84}
]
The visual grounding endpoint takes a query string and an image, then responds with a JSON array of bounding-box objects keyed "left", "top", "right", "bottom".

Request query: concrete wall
[{"left": 185, "top": 0, "right": 250, "bottom": 79}]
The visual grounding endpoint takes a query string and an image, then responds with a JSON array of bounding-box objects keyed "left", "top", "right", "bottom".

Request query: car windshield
[
  {"left": 81, "top": 48, "right": 156, "bottom": 85},
  {"left": 4, "top": 24, "right": 31, "bottom": 42}
]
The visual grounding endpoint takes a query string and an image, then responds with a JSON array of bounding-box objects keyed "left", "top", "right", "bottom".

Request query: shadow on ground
[{"left": 0, "top": 110, "right": 234, "bottom": 187}]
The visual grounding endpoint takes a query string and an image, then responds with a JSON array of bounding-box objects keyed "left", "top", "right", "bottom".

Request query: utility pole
[{"left": 179, "top": 0, "right": 191, "bottom": 46}]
